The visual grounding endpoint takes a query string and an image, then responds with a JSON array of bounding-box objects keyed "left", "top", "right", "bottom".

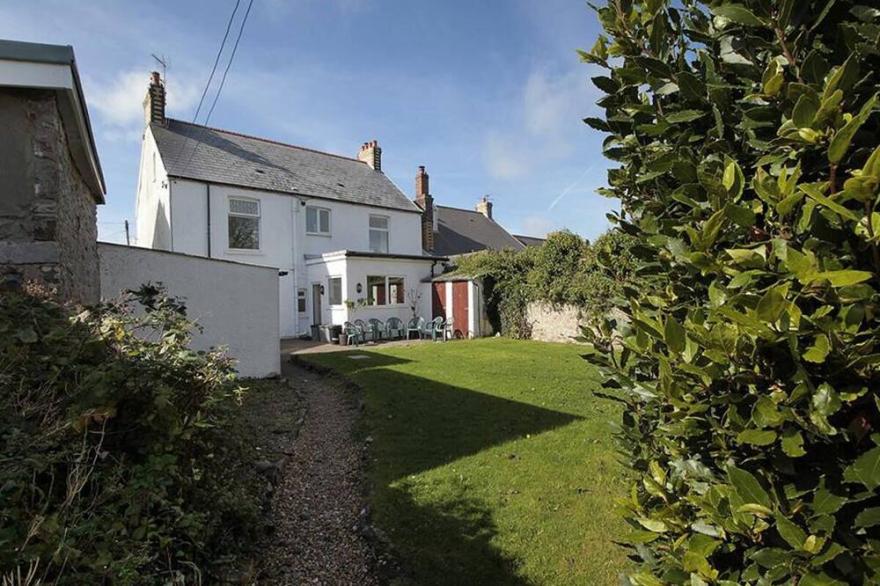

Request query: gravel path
[{"left": 260, "top": 361, "right": 379, "bottom": 585}]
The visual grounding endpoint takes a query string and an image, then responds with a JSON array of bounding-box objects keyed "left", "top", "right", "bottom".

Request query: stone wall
[
  {"left": 525, "top": 301, "right": 586, "bottom": 344},
  {"left": 0, "top": 88, "right": 99, "bottom": 304},
  {"left": 525, "top": 301, "right": 628, "bottom": 344}
]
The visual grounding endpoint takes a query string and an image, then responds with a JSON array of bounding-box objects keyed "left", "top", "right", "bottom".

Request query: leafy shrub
[
  {"left": 0, "top": 284, "right": 261, "bottom": 584},
  {"left": 452, "top": 230, "right": 638, "bottom": 337},
  {"left": 580, "top": 0, "right": 880, "bottom": 583}
]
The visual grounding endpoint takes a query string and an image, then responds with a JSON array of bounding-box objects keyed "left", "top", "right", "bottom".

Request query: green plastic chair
[
  {"left": 343, "top": 321, "right": 363, "bottom": 346},
  {"left": 386, "top": 317, "right": 405, "bottom": 339},
  {"left": 407, "top": 316, "right": 424, "bottom": 340},
  {"left": 367, "top": 318, "right": 384, "bottom": 341},
  {"left": 422, "top": 316, "right": 445, "bottom": 341},
  {"left": 444, "top": 316, "right": 454, "bottom": 341},
  {"left": 353, "top": 319, "right": 371, "bottom": 342}
]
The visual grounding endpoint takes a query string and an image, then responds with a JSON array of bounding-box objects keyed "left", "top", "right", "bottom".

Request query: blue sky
[{"left": 1, "top": 0, "right": 617, "bottom": 244}]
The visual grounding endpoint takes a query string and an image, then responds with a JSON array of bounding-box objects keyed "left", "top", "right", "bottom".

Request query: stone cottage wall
[
  {"left": 0, "top": 88, "right": 99, "bottom": 304},
  {"left": 526, "top": 302, "right": 628, "bottom": 344},
  {"left": 526, "top": 301, "right": 585, "bottom": 344}
]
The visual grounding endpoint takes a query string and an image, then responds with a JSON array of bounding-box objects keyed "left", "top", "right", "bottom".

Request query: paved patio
[{"left": 281, "top": 337, "right": 432, "bottom": 356}]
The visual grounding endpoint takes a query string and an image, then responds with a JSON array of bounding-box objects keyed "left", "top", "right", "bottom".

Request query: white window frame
[
  {"left": 366, "top": 275, "right": 406, "bottom": 307},
  {"left": 306, "top": 206, "right": 331, "bottom": 236},
  {"left": 368, "top": 214, "right": 390, "bottom": 254},
  {"left": 227, "top": 196, "right": 261, "bottom": 251},
  {"left": 297, "top": 288, "right": 306, "bottom": 314},
  {"left": 328, "top": 276, "right": 343, "bottom": 306}
]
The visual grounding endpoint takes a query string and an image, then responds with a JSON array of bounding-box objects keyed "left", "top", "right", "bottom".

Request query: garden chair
[
  {"left": 353, "top": 319, "right": 371, "bottom": 342},
  {"left": 386, "top": 317, "right": 405, "bottom": 340},
  {"left": 444, "top": 316, "right": 454, "bottom": 341},
  {"left": 367, "top": 318, "right": 384, "bottom": 341},
  {"left": 422, "top": 316, "right": 445, "bottom": 341},
  {"left": 343, "top": 321, "right": 363, "bottom": 346},
  {"left": 406, "top": 316, "right": 425, "bottom": 340}
]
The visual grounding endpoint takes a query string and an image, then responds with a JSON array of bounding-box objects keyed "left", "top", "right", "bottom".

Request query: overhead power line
[
  {"left": 168, "top": 0, "right": 242, "bottom": 167},
  {"left": 205, "top": 0, "right": 255, "bottom": 123},
  {"left": 192, "top": 0, "right": 241, "bottom": 124},
  {"left": 182, "top": 0, "right": 256, "bottom": 174}
]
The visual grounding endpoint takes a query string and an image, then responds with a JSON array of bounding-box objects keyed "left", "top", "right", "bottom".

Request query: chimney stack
[
  {"left": 414, "top": 166, "right": 434, "bottom": 252},
  {"left": 143, "top": 71, "right": 166, "bottom": 126},
  {"left": 358, "top": 140, "right": 382, "bottom": 171},
  {"left": 476, "top": 195, "right": 493, "bottom": 220}
]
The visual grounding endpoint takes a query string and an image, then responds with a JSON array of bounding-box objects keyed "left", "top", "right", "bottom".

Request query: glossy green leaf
[
  {"left": 738, "top": 429, "right": 777, "bottom": 446},
  {"left": 843, "top": 447, "right": 880, "bottom": 489},
  {"left": 711, "top": 3, "right": 764, "bottom": 26},
  {"left": 728, "top": 466, "right": 771, "bottom": 508},
  {"left": 776, "top": 515, "right": 807, "bottom": 549}
]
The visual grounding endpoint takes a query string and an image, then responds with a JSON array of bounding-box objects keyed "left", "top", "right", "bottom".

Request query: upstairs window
[
  {"left": 369, "top": 215, "right": 389, "bottom": 253},
  {"left": 228, "top": 197, "right": 260, "bottom": 250},
  {"left": 306, "top": 206, "right": 331, "bottom": 235}
]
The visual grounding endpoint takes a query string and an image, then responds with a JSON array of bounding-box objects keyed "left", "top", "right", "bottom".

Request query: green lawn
[{"left": 301, "top": 338, "right": 629, "bottom": 585}]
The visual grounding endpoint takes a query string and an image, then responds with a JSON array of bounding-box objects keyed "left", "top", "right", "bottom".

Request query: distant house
[
  {"left": 412, "top": 175, "right": 541, "bottom": 257},
  {"left": 513, "top": 234, "right": 546, "bottom": 248}
]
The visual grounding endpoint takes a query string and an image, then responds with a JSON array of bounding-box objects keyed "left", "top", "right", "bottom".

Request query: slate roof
[
  {"left": 150, "top": 119, "right": 421, "bottom": 213},
  {"left": 514, "top": 234, "right": 546, "bottom": 247},
  {"left": 433, "top": 205, "right": 525, "bottom": 256}
]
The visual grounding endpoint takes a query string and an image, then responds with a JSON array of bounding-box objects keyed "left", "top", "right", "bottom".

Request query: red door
[
  {"left": 432, "top": 282, "right": 446, "bottom": 319},
  {"left": 452, "top": 281, "right": 469, "bottom": 338}
]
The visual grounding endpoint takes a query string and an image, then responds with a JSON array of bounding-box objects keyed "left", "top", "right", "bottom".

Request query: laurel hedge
[{"left": 579, "top": 0, "right": 880, "bottom": 584}]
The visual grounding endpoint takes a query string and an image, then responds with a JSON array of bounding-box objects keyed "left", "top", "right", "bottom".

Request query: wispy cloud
[
  {"left": 482, "top": 65, "right": 598, "bottom": 180},
  {"left": 84, "top": 68, "right": 201, "bottom": 142},
  {"left": 548, "top": 164, "right": 593, "bottom": 211},
  {"left": 519, "top": 214, "right": 557, "bottom": 237}
]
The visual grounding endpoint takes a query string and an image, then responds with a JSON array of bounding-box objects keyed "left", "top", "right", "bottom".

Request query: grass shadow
[{"left": 303, "top": 348, "right": 592, "bottom": 584}]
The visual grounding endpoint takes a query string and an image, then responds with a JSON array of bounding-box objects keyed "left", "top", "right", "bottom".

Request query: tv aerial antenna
[{"left": 151, "top": 53, "right": 168, "bottom": 83}]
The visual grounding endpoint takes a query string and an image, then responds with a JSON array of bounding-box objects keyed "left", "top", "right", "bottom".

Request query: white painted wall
[
  {"left": 305, "top": 254, "right": 434, "bottom": 326},
  {"left": 98, "top": 242, "right": 281, "bottom": 378},
  {"left": 134, "top": 128, "right": 171, "bottom": 249},
  {"left": 300, "top": 198, "right": 423, "bottom": 257},
  {"left": 162, "top": 177, "right": 425, "bottom": 338}
]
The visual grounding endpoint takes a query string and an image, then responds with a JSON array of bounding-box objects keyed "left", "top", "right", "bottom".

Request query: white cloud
[
  {"left": 483, "top": 132, "right": 531, "bottom": 179},
  {"left": 483, "top": 65, "right": 599, "bottom": 180},
  {"left": 520, "top": 215, "right": 556, "bottom": 237},
  {"left": 84, "top": 69, "right": 200, "bottom": 142}
]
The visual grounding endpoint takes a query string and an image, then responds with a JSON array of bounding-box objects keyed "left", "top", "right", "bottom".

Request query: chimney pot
[
  {"left": 476, "top": 195, "right": 493, "bottom": 219},
  {"left": 414, "top": 165, "right": 434, "bottom": 252},
  {"left": 357, "top": 139, "right": 382, "bottom": 171},
  {"left": 143, "top": 71, "right": 166, "bottom": 126}
]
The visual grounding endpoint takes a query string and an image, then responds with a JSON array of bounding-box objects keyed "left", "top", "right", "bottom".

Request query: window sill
[
  {"left": 225, "top": 248, "right": 265, "bottom": 256},
  {"left": 306, "top": 232, "right": 332, "bottom": 237}
]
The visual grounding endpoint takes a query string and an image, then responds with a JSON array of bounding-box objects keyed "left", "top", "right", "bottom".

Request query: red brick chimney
[
  {"left": 143, "top": 71, "right": 166, "bottom": 126},
  {"left": 414, "top": 166, "right": 434, "bottom": 252},
  {"left": 357, "top": 140, "right": 382, "bottom": 171}
]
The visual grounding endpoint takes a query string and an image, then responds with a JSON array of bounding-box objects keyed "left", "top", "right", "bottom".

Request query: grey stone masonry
[{"left": 0, "top": 88, "right": 99, "bottom": 304}]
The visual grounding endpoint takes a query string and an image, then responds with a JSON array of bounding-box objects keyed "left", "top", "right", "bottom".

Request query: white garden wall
[{"left": 98, "top": 242, "right": 280, "bottom": 378}]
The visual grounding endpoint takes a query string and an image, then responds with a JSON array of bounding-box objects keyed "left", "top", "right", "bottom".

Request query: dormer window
[
  {"left": 228, "top": 197, "right": 260, "bottom": 250},
  {"left": 306, "top": 206, "right": 331, "bottom": 235}
]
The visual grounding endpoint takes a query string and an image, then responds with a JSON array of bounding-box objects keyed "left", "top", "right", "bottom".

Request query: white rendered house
[{"left": 134, "top": 73, "right": 445, "bottom": 337}]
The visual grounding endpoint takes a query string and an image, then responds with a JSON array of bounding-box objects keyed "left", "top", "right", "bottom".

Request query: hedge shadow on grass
[{"left": 305, "top": 349, "right": 582, "bottom": 584}]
